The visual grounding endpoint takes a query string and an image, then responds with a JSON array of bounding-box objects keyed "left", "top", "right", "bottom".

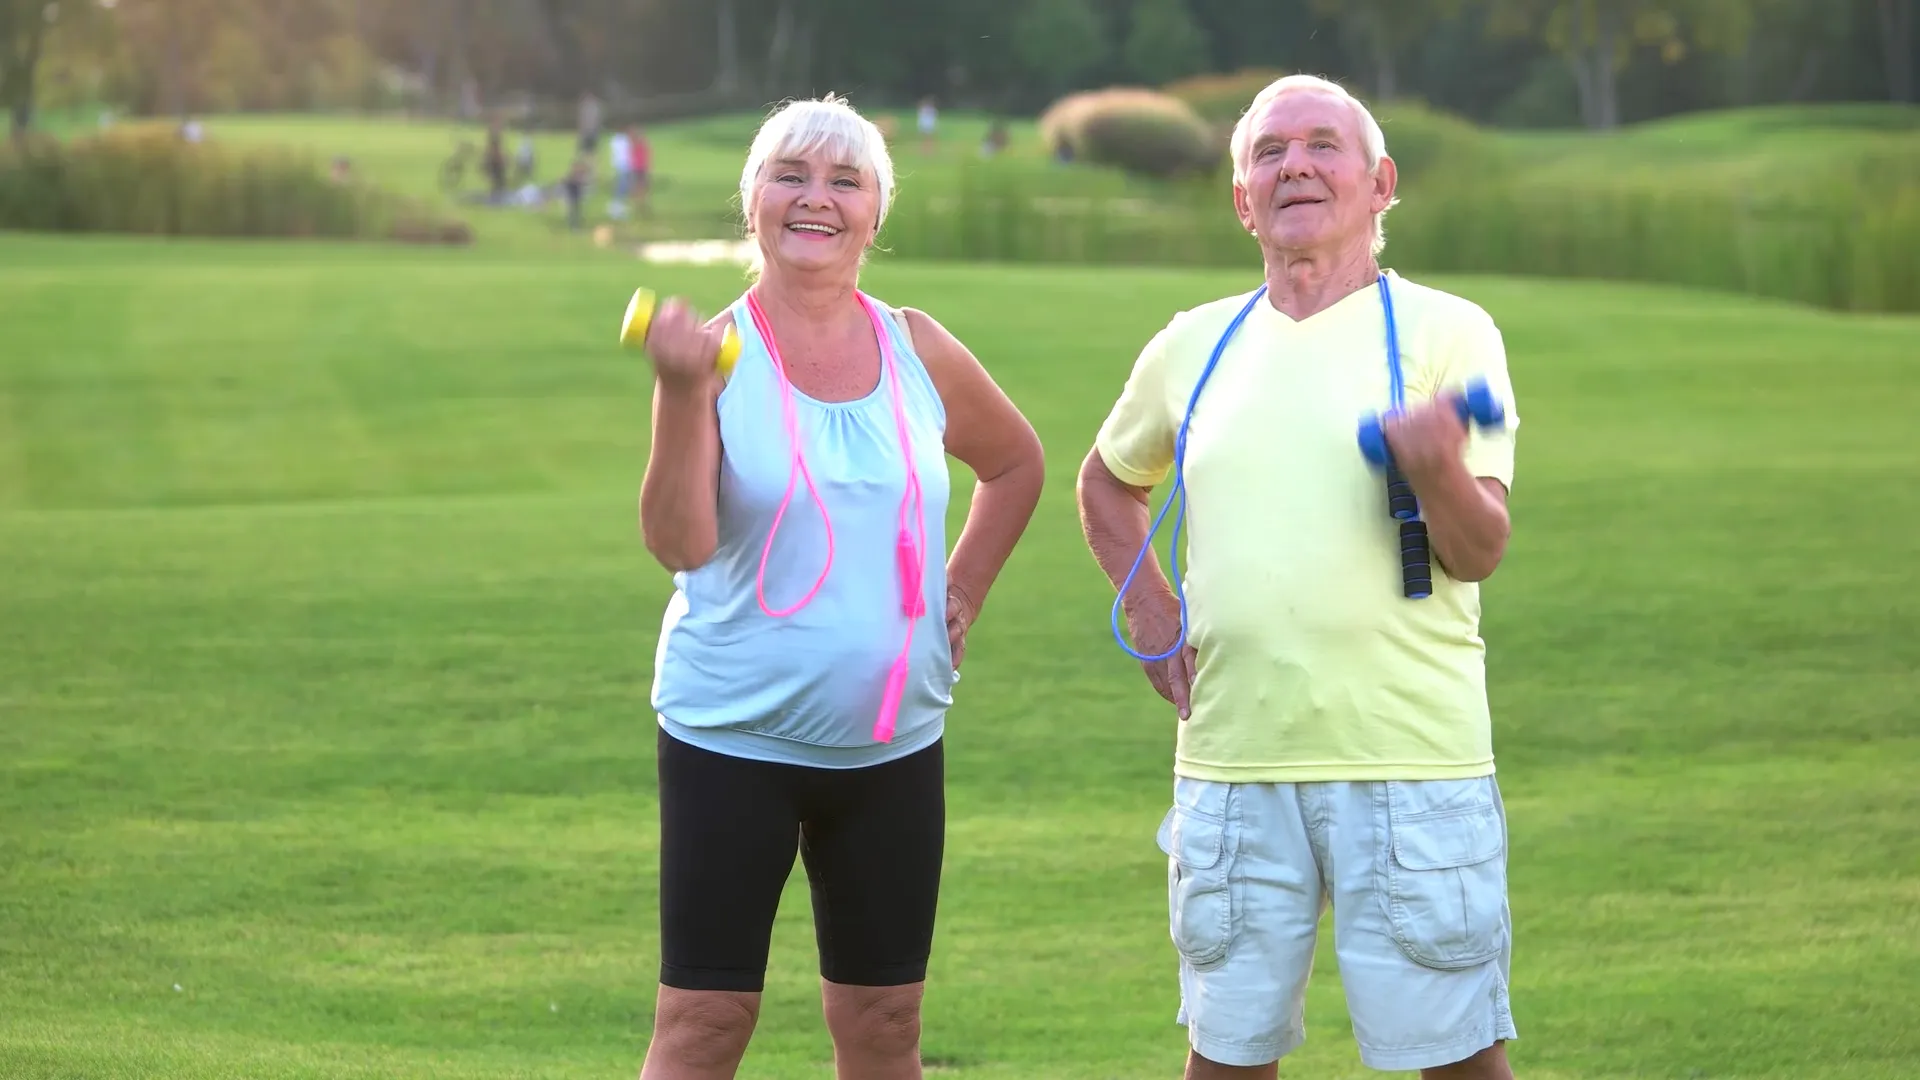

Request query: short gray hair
[
  {"left": 739, "top": 93, "right": 895, "bottom": 277},
  {"left": 1228, "top": 75, "right": 1398, "bottom": 255}
]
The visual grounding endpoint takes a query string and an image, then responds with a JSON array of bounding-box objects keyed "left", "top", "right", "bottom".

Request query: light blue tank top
[{"left": 651, "top": 294, "right": 957, "bottom": 768}]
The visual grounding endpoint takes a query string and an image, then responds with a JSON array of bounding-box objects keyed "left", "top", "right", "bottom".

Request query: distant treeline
[{"left": 5, "top": 0, "right": 1915, "bottom": 136}]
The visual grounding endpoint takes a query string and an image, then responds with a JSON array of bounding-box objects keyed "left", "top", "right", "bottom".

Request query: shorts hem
[
  {"left": 1185, "top": 1026, "right": 1303, "bottom": 1068},
  {"left": 821, "top": 960, "right": 930, "bottom": 988},
  {"left": 1357, "top": 1023, "right": 1517, "bottom": 1072},
  {"left": 1173, "top": 760, "right": 1496, "bottom": 783},
  {"left": 660, "top": 964, "right": 765, "bottom": 993}
]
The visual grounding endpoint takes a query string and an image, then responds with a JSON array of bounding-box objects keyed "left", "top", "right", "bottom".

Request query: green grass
[{"left": 2, "top": 232, "right": 1918, "bottom": 1078}]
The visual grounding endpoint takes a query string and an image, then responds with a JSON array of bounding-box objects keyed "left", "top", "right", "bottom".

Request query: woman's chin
[{"left": 769, "top": 237, "right": 858, "bottom": 274}]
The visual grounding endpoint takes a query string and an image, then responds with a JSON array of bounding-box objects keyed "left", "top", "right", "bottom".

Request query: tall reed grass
[
  {"left": 0, "top": 125, "right": 468, "bottom": 244},
  {"left": 881, "top": 116, "right": 1920, "bottom": 314}
]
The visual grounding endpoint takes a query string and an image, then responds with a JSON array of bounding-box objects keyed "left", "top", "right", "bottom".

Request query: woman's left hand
[{"left": 946, "top": 583, "right": 980, "bottom": 671}]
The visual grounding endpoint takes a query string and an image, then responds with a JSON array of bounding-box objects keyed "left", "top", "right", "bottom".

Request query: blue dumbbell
[{"left": 1357, "top": 377, "right": 1507, "bottom": 470}]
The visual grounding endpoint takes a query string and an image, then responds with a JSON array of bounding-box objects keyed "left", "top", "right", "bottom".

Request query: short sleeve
[
  {"left": 1438, "top": 305, "right": 1519, "bottom": 492},
  {"left": 1094, "top": 318, "right": 1181, "bottom": 488}
]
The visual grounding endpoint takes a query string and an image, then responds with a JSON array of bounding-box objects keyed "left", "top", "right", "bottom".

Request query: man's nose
[{"left": 1278, "top": 142, "right": 1315, "bottom": 177}]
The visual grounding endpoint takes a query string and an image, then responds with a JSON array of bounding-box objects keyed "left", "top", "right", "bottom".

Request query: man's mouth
[{"left": 1277, "top": 195, "right": 1325, "bottom": 209}]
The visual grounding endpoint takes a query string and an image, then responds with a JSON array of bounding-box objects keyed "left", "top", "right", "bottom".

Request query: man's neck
[
  {"left": 1263, "top": 243, "right": 1381, "bottom": 321},
  {"left": 751, "top": 266, "right": 860, "bottom": 328}
]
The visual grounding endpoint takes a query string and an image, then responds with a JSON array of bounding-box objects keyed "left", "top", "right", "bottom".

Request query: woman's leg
[
  {"left": 642, "top": 728, "right": 805, "bottom": 1079},
  {"left": 800, "top": 740, "right": 946, "bottom": 1080}
]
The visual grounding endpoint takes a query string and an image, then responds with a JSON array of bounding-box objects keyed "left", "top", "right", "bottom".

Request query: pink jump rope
[{"left": 742, "top": 288, "right": 926, "bottom": 743}]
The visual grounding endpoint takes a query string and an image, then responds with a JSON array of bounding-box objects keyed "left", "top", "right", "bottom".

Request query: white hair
[
  {"left": 1228, "top": 74, "right": 1398, "bottom": 256},
  {"left": 738, "top": 93, "right": 895, "bottom": 277}
]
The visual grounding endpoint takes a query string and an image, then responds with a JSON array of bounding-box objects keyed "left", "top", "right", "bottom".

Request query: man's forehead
[{"left": 1252, "top": 90, "right": 1358, "bottom": 138}]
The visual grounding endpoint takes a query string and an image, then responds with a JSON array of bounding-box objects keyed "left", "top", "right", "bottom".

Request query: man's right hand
[
  {"left": 1125, "top": 593, "right": 1197, "bottom": 721},
  {"left": 645, "top": 297, "right": 727, "bottom": 391}
]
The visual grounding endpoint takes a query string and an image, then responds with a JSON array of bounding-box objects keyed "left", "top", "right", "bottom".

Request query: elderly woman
[{"left": 633, "top": 94, "right": 1046, "bottom": 1079}]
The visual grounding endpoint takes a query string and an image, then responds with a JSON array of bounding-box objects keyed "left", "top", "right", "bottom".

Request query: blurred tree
[
  {"left": 1013, "top": 0, "right": 1109, "bottom": 100},
  {"left": 1309, "top": 0, "right": 1465, "bottom": 101},
  {"left": 1477, "top": 0, "right": 1755, "bottom": 127},
  {"left": 1880, "top": 0, "right": 1914, "bottom": 102},
  {"left": 1126, "top": 0, "right": 1209, "bottom": 85},
  {"left": 1, "top": 0, "right": 93, "bottom": 136}
]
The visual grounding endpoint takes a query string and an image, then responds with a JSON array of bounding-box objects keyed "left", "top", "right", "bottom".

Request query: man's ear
[
  {"left": 1232, "top": 182, "right": 1255, "bottom": 235},
  {"left": 1371, "top": 154, "right": 1399, "bottom": 215}
]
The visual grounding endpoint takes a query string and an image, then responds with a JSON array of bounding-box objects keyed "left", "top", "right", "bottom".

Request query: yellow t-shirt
[{"left": 1094, "top": 270, "right": 1519, "bottom": 783}]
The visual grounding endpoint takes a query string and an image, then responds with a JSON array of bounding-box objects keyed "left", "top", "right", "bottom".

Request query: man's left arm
[{"left": 1383, "top": 308, "right": 1518, "bottom": 584}]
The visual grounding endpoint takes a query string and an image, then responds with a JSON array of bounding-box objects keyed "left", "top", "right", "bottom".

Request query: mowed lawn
[{"left": 1, "top": 233, "right": 1917, "bottom": 1079}]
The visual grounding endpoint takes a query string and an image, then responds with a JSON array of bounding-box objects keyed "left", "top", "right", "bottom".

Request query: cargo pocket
[
  {"left": 1381, "top": 780, "right": 1508, "bottom": 971},
  {"left": 1155, "top": 794, "right": 1236, "bottom": 972}
]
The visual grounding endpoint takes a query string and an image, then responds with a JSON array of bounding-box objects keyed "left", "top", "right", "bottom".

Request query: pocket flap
[
  {"left": 1155, "top": 805, "right": 1225, "bottom": 870},
  {"left": 1391, "top": 804, "right": 1503, "bottom": 871}
]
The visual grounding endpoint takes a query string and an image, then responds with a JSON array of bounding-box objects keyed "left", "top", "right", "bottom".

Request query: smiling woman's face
[
  {"left": 749, "top": 148, "right": 881, "bottom": 278},
  {"left": 1233, "top": 88, "right": 1394, "bottom": 258}
]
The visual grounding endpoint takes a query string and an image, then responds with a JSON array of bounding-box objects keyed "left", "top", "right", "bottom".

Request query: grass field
[{"left": 2, "top": 230, "right": 1918, "bottom": 1079}]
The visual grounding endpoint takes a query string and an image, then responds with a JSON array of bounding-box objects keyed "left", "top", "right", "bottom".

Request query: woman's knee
[
  {"left": 650, "top": 988, "right": 759, "bottom": 1068},
  {"left": 823, "top": 983, "right": 923, "bottom": 1058}
]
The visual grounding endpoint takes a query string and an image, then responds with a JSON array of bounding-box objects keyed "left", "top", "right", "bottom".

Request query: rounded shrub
[
  {"left": 1161, "top": 68, "right": 1289, "bottom": 126},
  {"left": 1370, "top": 100, "right": 1498, "bottom": 180},
  {"left": 1039, "top": 87, "right": 1223, "bottom": 180}
]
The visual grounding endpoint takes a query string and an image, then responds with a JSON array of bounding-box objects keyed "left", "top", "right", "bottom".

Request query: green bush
[
  {"left": 1038, "top": 87, "right": 1223, "bottom": 179},
  {"left": 1371, "top": 100, "right": 1499, "bottom": 179},
  {"left": 0, "top": 125, "right": 468, "bottom": 244},
  {"left": 1161, "top": 68, "right": 1289, "bottom": 125}
]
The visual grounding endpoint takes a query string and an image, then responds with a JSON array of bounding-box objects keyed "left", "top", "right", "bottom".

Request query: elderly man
[{"left": 1076, "top": 75, "right": 1523, "bottom": 1079}]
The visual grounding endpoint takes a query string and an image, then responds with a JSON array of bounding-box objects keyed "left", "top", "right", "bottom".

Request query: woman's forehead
[{"left": 769, "top": 147, "right": 866, "bottom": 170}]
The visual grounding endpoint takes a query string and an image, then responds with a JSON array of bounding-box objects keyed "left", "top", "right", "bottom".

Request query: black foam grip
[
  {"left": 1400, "top": 519, "right": 1432, "bottom": 599},
  {"left": 1385, "top": 464, "right": 1419, "bottom": 521}
]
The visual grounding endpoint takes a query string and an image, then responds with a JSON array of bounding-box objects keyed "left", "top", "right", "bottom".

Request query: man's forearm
[
  {"left": 1076, "top": 450, "right": 1170, "bottom": 608},
  {"left": 1412, "top": 463, "right": 1510, "bottom": 583}
]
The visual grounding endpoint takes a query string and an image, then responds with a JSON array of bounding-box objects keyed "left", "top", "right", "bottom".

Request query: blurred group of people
[{"left": 464, "top": 92, "right": 652, "bottom": 230}]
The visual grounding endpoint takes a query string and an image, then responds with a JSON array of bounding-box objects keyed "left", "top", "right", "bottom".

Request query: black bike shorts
[{"left": 655, "top": 727, "right": 945, "bottom": 992}]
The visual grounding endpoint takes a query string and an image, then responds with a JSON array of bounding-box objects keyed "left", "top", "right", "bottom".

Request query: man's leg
[
  {"left": 1156, "top": 777, "right": 1324, "bottom": 1078},
  {"left": 802, "top": 740, "right": 946, "bottom": 1080},
  {"left": 1319, "top": 777, "right": 1518, "bottom": 1078}
]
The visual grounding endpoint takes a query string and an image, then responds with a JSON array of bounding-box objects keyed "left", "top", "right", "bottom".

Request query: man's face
[{"left": 1234, "top": 89, "right": 1395, "bottom": 258}]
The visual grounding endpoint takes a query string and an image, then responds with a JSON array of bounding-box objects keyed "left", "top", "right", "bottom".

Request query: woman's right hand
[{"left": 645, "top": 297, "right": 727, "bottom": 391}]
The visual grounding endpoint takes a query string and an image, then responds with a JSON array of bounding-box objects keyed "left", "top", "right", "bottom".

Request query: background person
[
  {"left": 1076, "top": 74, "right": 1523, "bottom": 1080},
  {"left": 634, "top": 93, "right": 1045, "bottom": 1080}
]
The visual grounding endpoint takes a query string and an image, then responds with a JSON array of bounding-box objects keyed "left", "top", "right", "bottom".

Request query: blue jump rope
[{"left": 1109, "top": 273, "right": 1505, "bottom": 664}]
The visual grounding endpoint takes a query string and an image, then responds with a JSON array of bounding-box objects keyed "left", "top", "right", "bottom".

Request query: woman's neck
[{"left": 751, "top": 266, "right": 861, "bottom": 326}]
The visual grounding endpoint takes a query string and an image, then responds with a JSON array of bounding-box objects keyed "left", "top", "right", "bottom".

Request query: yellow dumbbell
[{"left": 619, "top": 287, "right": 743, "bottom": 380}]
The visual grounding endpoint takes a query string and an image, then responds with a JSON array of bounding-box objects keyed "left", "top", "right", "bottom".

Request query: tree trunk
[
  {"left": 1881, "top": 0, "right": 1915, "bottom": 103},
  {"left": 765, "top": 0, "right": 794, "bottom": 96},
  {"left": 1573, "top": 7, "right": 1621, "bottom": 130},
  {"left": 162, "top": 16, "right": 185, "bottom": 117},
  {"left": 532, "top": 0, "right": 588, "bottom": 96},
  {"left": 4, "top": 8, "right": 49, "bottom": 140},
  {"left": 715, "top": 0, "right": 739, "bottom": 94},
  {"left": 1568, "top": 48, "right": 1598, "bottom": 128},
  {"left": 1788, "top": 49, "right": 1822, "bottom": 102},
  {"left": 1370, "top": 15, "right": 1397, "bottom": 102}
]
